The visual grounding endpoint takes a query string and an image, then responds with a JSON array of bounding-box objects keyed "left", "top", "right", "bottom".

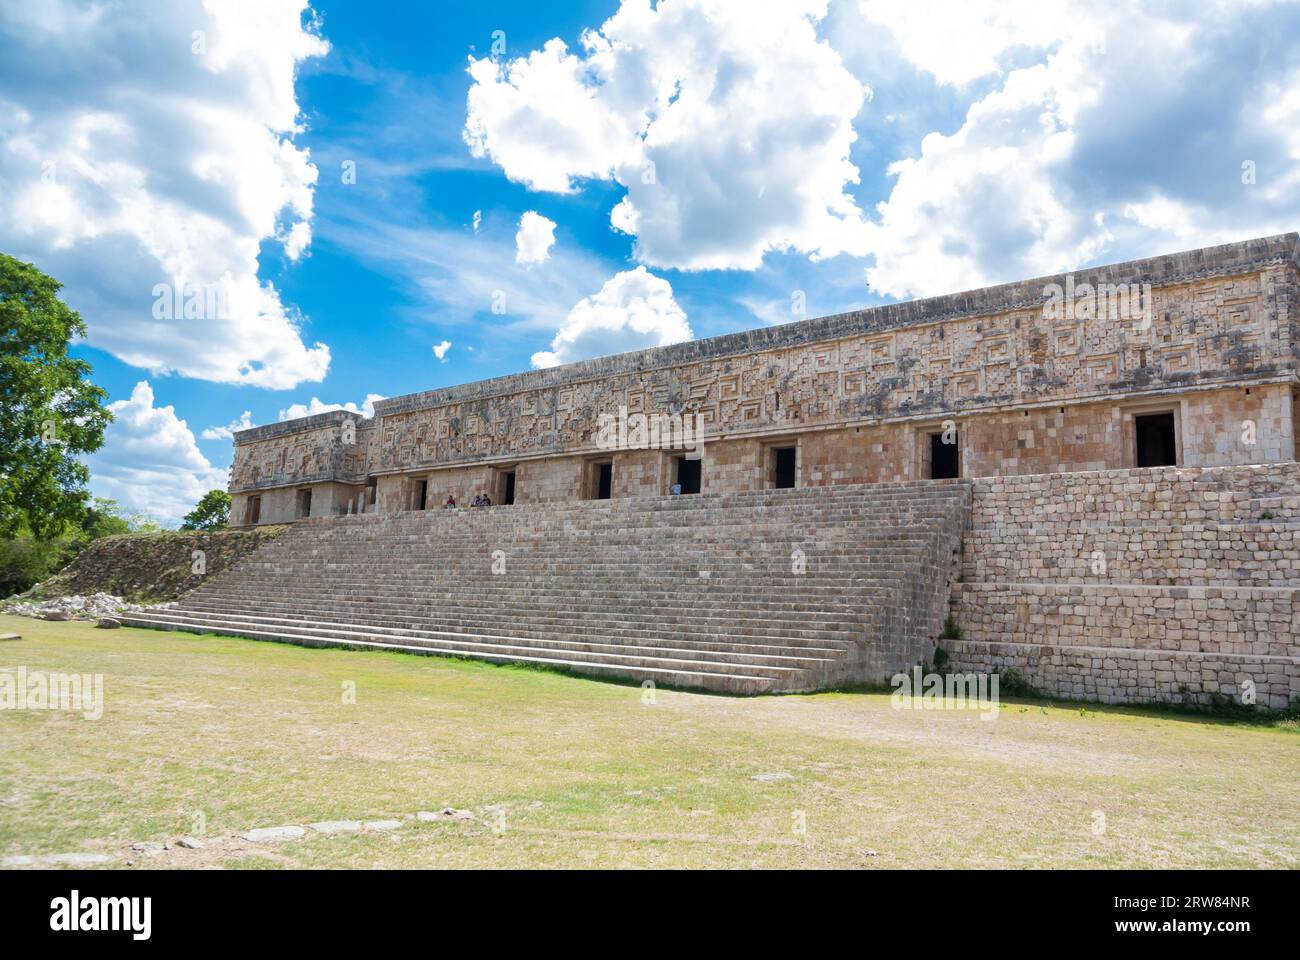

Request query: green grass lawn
[{"left": 1, "top": 613, "right": 1296, "bottom": 869}]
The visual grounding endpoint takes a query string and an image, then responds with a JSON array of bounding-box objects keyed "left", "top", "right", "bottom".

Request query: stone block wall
[
  {"left": 516, "top": 456, "right": 584, "bottom": 503},
  {"left": 611, "top": 449, "right": 666, "bottom": 498},
  {"left": 704, "top": 438, "right": 766, "bottom": 493},
  {"left": 1181, "top": 383, "right": 1294, "bottom": 465},
  {"left": 949, "top": 462, "right": 1300, "bottom": 709},
  {"left": 228, "top": 234, "right": 1300, "bottom": 515},
  {"left": 375, "top": 465, "right": 493, "bottom": 512}
]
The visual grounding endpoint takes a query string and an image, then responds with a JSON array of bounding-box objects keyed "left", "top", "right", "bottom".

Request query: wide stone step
[
  {"left": 211, "top": 565, "right": 936, "bottom": 587},
  {"left": 178, "top": 595, "right": 894, "bottom": 624},
  {"left": 120, "top": 612, "right": 794, "bottom": 694},
  {"left": 175, "top": 598, "right": 874, "bottom": 646},
  {"left": 121, "top": 608, "right": 843, "bottom": 672}
]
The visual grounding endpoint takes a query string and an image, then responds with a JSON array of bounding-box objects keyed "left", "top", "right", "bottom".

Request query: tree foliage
[
  {"left": 180, "top": 490, "right": 231, "bottom": 531},
  {"left": 0, "top": 499, "right": 159, "bottom": 598},
  {"left": 0, "top": 254, "right": 113, "bottom": 538}
]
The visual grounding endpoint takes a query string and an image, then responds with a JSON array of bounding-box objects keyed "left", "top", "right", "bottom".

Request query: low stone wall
[
  {"left": 949, "top": 636, "right": 1295, "bottom": 710},
  {"left": 962, "top": 520, "right": 1300, "bottom": 585},
  {"left": 21, "top": 527, "right": 287, "bottom": 604},
  {"left": 967, "top": 461, "right": 1300, "bottom": 531},
  {"left": 950, "top": 462, "right": 1300, "bottom": 709},
  {"left": 954, "top": 582, "right": 1299, "bottom": 659}
]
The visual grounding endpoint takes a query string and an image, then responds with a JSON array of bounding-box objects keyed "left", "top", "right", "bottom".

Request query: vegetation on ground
[{"left": 2, "top": 617, "right": 1295, "bottom": 869}]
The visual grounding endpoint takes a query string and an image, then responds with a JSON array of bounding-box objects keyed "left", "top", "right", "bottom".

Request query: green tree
[
  {"left": 0, "top": 254, "right": 113, "bottom": 538},
  {"left": 0, "top": 530, "right": 80, "bottom": 598},
  {"left": 181, "top": 490, "right": 231, "bottom": 531},
  {"left": 80, "top": 497, "right": 133, "bottom": 539}
]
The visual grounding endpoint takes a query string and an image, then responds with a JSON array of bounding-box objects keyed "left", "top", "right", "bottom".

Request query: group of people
[{"left": 443, "top": 493, "right": 493, "bottom": 509}]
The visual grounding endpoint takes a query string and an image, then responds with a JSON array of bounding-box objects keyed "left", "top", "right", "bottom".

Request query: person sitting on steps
[{"left": 444, "top": 495, "right": 457, "bottom": 509}]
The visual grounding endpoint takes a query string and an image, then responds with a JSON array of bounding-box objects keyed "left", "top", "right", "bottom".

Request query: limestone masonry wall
[
  {"left": 230, "top": 234, "right": 1300, "bottom": 518},
  {"left": 950, "top": 463, "right": 1300, "bottom": 709}
]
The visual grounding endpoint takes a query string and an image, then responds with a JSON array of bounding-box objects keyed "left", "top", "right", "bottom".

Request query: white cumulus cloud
[
  {"left": 514, "top": 211, "right": 557, "bottom": 265},
  {"left": 278, "top": 393, "right": 385, "bottom": 422},
  {"left": 855, "top": 0, "right": 1300, "bottom": 298},
  {"left": 86, "top": 381, "right": 229, "bottom": 525},
  {"left": 201, "top": 410, "right": 256, "bottom": 441},
  {"left": 432, "top": 339, "right": 452, "bottom": 361},
  {"left": 465, "top": 0, "right": 873, "bottom": 271},
  {"left": 858, "top": 0, "right": 1072, "bottom": 87},
  {"left": 532, "top": 267, "right": 691, "bottom": 368},
  {"left": 0, "top": 0, "right": 331, "bottom": 388}
]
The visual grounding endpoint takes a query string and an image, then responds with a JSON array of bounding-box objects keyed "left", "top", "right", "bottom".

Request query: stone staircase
[{"left": 122, "top": 480, "right": 971, "bottom": 694}]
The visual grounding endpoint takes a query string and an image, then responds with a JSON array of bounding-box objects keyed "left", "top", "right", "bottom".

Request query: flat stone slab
[
  {"left": 417, "top": 808, "right": 476, "bottom": 821},
  {"left": 751, "top": 772, "right": 793, "bottom": 782},
  {"left": 45, "top": 852, "right": 111, "bottom": 865},
  {"left": 242, "top": 825, "right": 305, "bottom": 842},
  {"left": 363, "top": 819, "right": 403, "bottom": 831},
  {"left": 308, "top": 820, "right": 361, "bottom": 834},
  {"left": 0, "top": 633, "right": 21, "bottom": 641},
  {"left": 176, "top": 837, "right": 204, "bottom": 849}
]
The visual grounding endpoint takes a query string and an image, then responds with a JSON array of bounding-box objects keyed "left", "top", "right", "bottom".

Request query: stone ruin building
[{"left": 125, "top": 234, "right": 1300, "bottom": 709}]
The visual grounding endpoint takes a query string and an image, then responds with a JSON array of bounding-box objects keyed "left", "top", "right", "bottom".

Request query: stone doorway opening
[
  {"left": 586, "top": 460, "right": 612, "bottom": 500},
  {"left": 772, "top": 446, "right": 797, "bottom": 489},
  {"left": 674, "top": 455, "right": 702, "bottom": 494},
  {"left": 1135, "top": 411, "right": 1178, "bottom": 467},
  {"left": 928, "top": 431, "right": 960, "bottom": 479},
  {"left": 295, "top": 488, "right": 312, "bottom": 519}
]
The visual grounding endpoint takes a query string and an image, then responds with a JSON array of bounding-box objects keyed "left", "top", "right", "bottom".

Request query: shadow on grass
[
  {"left": 167, "top": 628, "right": 764, "bottom": 698},
  {"left": 819, "top": 678, "right": 1300, "bottom": 731},
  {"left": 139, "top": 624, "right": 1300, "bottom": 727}
]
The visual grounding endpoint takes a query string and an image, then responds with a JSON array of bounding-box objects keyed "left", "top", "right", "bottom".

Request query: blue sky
[{"left": 2, "top": 0, "right": 1298, "bottom": 522}]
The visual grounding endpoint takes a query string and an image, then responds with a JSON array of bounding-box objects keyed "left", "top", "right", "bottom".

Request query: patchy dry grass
[{"left": 0, "top": 614, "right": 1296, "bottom": 869}]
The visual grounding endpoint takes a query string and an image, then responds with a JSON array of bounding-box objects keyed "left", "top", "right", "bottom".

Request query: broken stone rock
[
  {"left": 308, "top": 820, "right": 361, "bottom": 834},
  {"left": 242, "top": 825, "right": 305, "bottom": 842},
  {"left": 46, "top": 852, "right": 111, "bottom": 864}
]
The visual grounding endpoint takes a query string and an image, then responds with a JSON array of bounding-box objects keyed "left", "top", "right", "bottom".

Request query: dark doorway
[
  {"left": 414, "top": 479, "right": 428, "bottom": 510},
  {"left": 247, "top": 496, "right": 261, "bottom": 525},
  {"left": 773, "top": 446, "right": 796, "bottom": 489},
  {"left": 596, "top": 462, "right": 612, "bottom": 499},
  {"left": 501, "top": 471, "right": 516, "bottom": 506},
  {"left": 929, "top": 432, "right": 959, "bottom": 479},
  {"left": 296, "top": 488, "right": 312, "bottom": 519},
  {"left": 675, "top": 456, "right": 701, "bottom": 494},
  {"left": 1135, "top": 412, "right": 1177, "bottom": 467}
]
